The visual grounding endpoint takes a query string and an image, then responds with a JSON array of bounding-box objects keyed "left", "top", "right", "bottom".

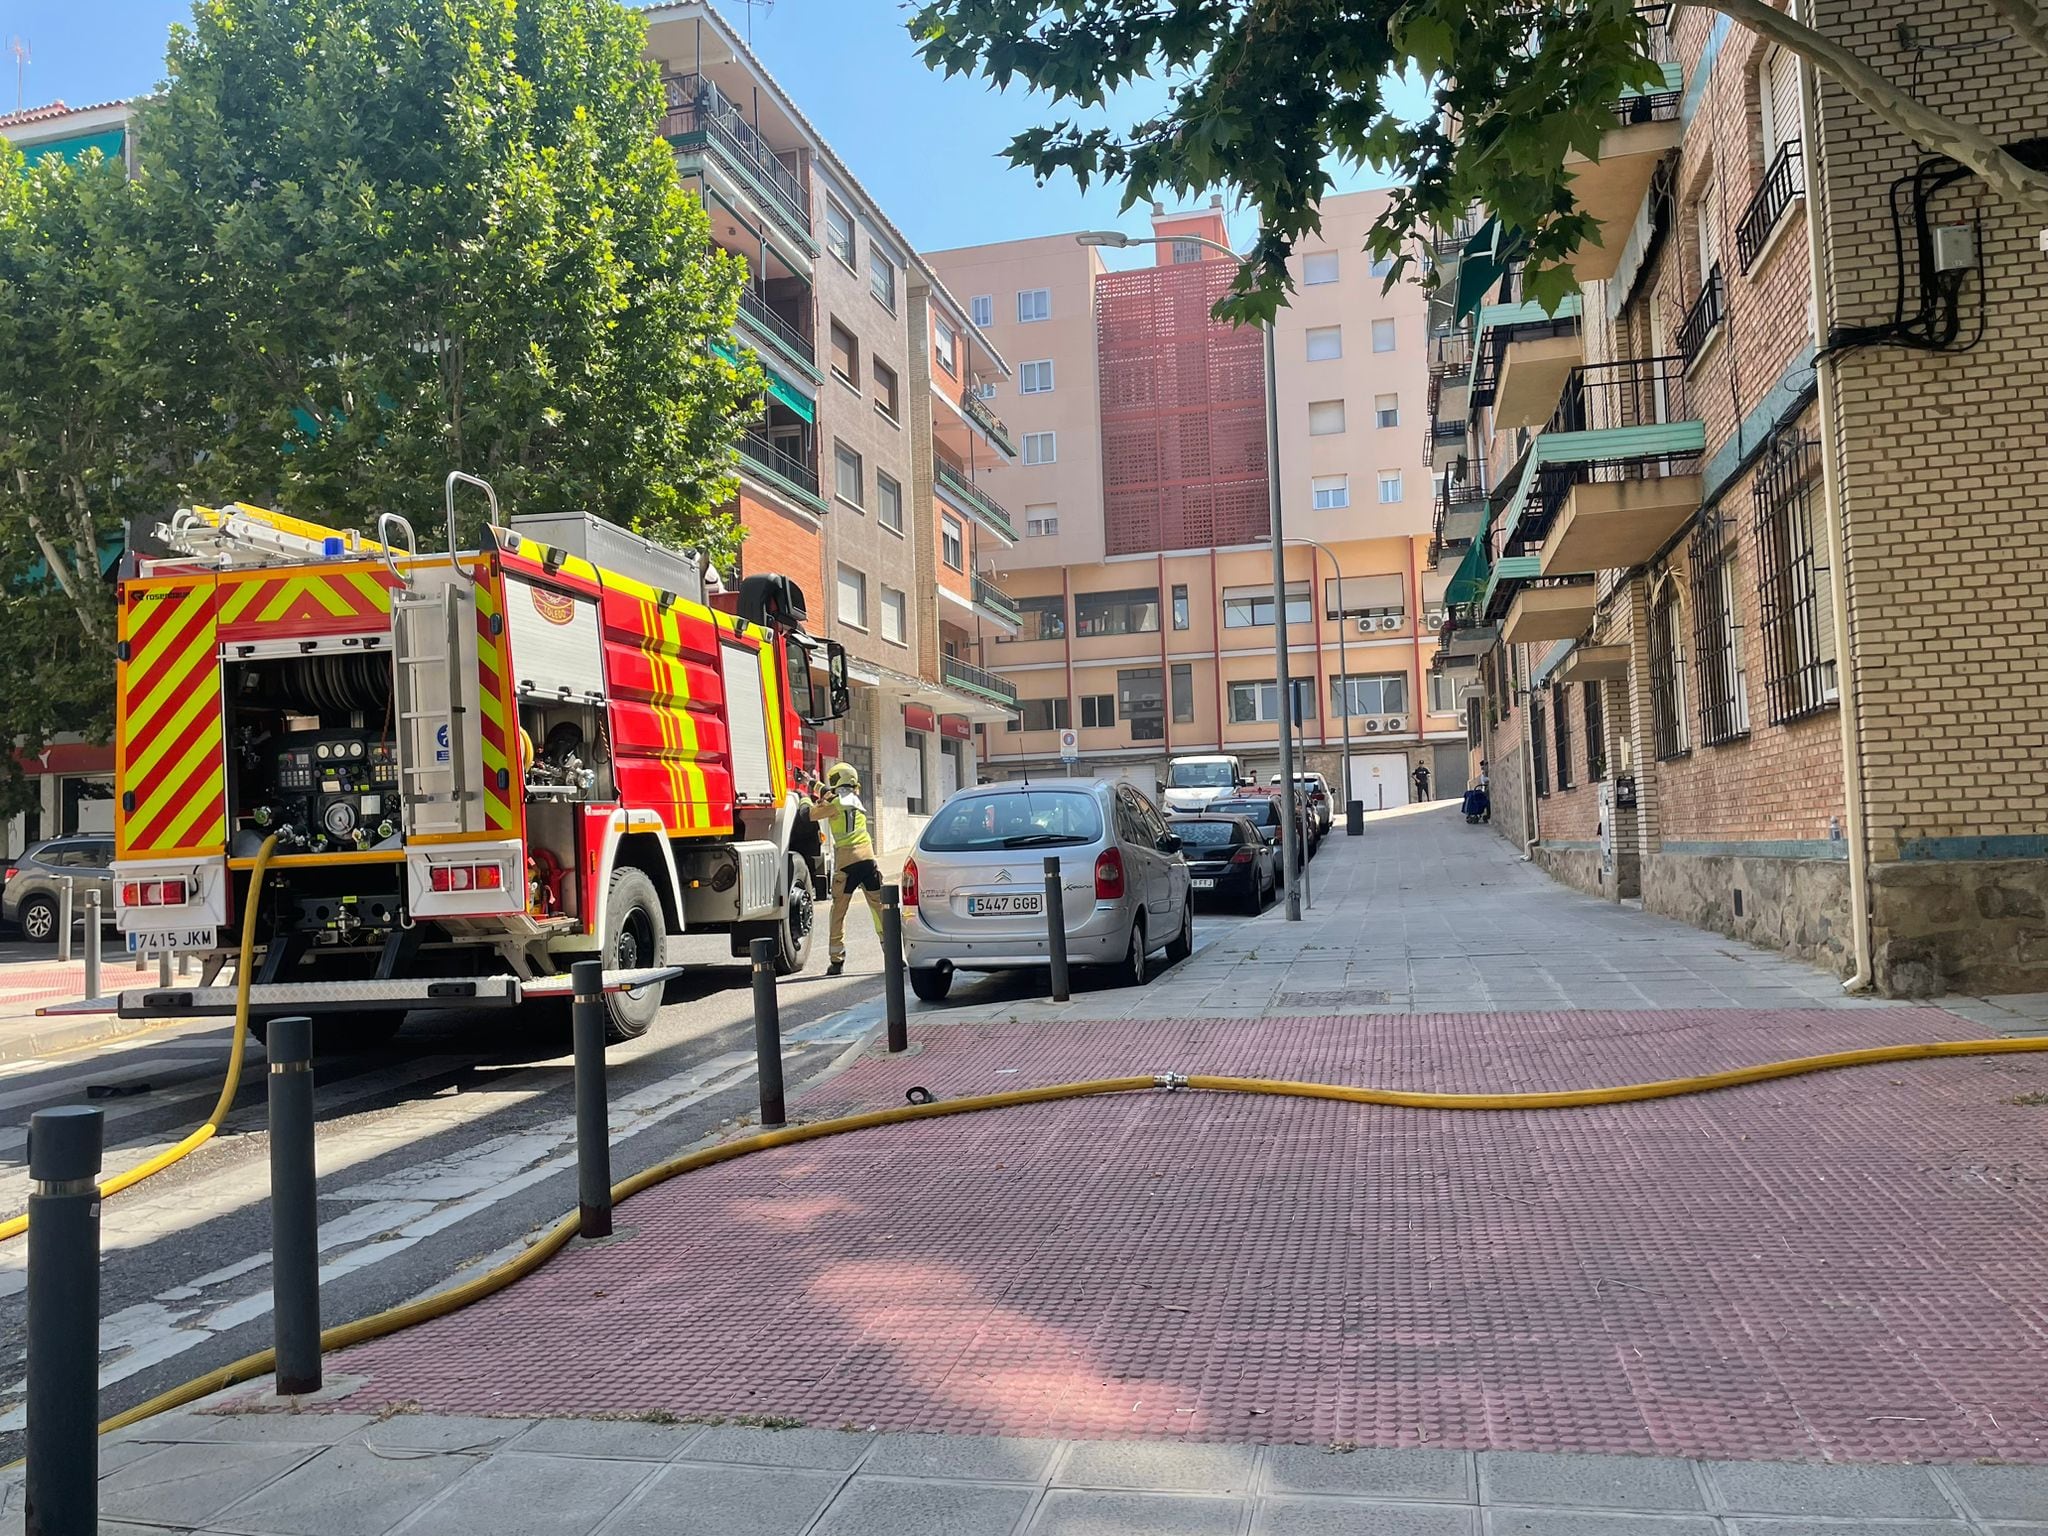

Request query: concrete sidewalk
[{"left": 0, "top": 951, "right": 196, "bottom": 1060}]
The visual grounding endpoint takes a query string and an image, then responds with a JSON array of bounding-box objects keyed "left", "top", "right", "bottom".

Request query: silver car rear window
[{"left": 920, "top": 791, "right": 1105, "bottom": 852}]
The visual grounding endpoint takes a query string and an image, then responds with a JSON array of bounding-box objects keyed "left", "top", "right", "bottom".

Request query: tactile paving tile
[{"left": 326, "top": 1010, "right": 2048, "bottom": 1464}]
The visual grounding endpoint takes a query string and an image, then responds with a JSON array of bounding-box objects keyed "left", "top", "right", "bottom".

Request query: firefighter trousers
[{"left": 829, "top": 858, "right": 884, "bottom": 964}]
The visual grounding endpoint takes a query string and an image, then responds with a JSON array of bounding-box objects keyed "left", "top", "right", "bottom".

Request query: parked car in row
[
  {"left": 1270, "top": 772, "right": 1334, "bottom": 834},
  {"left": 902, "top": 778, "right": 1194, "bottom": 1001},
  {"left": 1206, "top": 794, "right": 1320, "bottom": 880},
  {"left": 3, "top": 836, "right": 119, "bottom": 943},
  {"left": 1168, "top": 814, "right": 1277, "bottom": 914},
  {"left": 1161, "top": 753, "right": 1251, "bottom": 814}
]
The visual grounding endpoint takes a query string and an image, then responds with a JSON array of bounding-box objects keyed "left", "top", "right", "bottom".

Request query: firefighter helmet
[{"left": 825, "top": 762, "right": 860, "bottom": 791}]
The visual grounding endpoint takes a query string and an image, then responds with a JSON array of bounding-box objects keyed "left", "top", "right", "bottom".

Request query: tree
[
  {"left": 0, "top": 0, "right": 760, "bottom": 816},
  {"left": 908, "top": 0, "right": 2048, "bottom": 323}
]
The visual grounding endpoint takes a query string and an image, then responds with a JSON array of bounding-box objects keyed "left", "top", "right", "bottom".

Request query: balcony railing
[
  {"left": 972, "top": 573, "right": 1021, "bottom": 627},
  {"left": 1511, "top": 356, "right": 1703, "bottom": 551},
  {"left": 1735, "top": 140, "right": 1803, "bottom": 272},
  {"left": 1677, "top": 263, "right": 1725, "bottom": 367},
  {"left": 661, "top": 73, "right": 812, "bottom": 238},
  {"left": 735, "top": 285, "right": 815, "bottom": 372},
  {"left": 959, "top": 386, "right": 1016, "bottom": 457},
  {"left": 934, "top": 457, "right": 1018, "bottom": 542},
  {"left": 736, "top": 429, "right": 821, "bottom": 508},
  {"left": 942, "top": 654, "right": 1018, "bottom": 707}
]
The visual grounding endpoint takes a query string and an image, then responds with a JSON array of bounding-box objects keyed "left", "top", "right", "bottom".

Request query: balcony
[
  {"left": 736, "top": 429, "right": 823, "bottom": 515},
  {"left": 1434, "top": 475, "right": 1489, "bottom": 552},
  {"left": 1472, "top": 295, "right": 1585, "bottom": 427},
  {"left": 1677, "top": 264, "right": 1725, "bottom": 367},
  {"left": 942, "top": 654, "right": 1019, "bottom": 709},
  {"left": 972, "top": 573, "right": 1021, "bottom": 632},
  {"left": 1562, "top": 71, "right": 1684, "bottom": 281},
  {"left": 662, "top": 73, "right": 817, "bottom": 254},
  {"left": 734, "top": 286, "right": 819, "bottom": 385},
  {"left": 1502, "top": 580, "right": 1600, "bottom": 644},
  {"left": 933, "top": 458, "right": 1018, "bottom": 544},
  {"left": 1736, "top": 140, "right": 1804, "bottom": 272},
  {"left": 961, "top": 386, "right": 1016, "bottom": 458}
]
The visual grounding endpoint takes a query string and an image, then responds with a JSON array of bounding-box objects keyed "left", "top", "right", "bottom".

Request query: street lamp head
[{"left": 1074, "top": 231, "right": 1131, "bottom": 248}]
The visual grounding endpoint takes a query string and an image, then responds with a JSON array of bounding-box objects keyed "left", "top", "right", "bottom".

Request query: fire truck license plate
[
  {"left": 127, "top": 928, "right": 217, "bottom": 955},
  {"left": 967, "top": 893, "right": 1041, "bottom": 916}
]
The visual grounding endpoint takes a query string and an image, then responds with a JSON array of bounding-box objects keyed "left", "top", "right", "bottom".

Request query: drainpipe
[
  {"left": 1209, "top": 546, "right": 1225, "bottom": 750},
  {"left": 1158, "top": 552, "right": 1171, "bottom": 757},
  {"left": 1522, "top": 645, "right": 1541, "bottom": 859},
  {"left": 1799, "top": 48, "right": 1873, "bottom": 993}
]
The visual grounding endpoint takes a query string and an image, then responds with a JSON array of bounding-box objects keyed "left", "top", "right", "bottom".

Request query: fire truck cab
[{"left": 99, "top": 473, "right": 850, "bottom": 1042}]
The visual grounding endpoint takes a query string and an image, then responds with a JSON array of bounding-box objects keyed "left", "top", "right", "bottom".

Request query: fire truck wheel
[
  {"left": 602, "top": 867, "right": 666, "bottom": 1042},
  {"left": 774, "top": 852, "right": 815, "bottom": 976}
]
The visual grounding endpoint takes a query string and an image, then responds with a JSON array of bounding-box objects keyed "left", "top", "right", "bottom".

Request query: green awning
[
  {"left": 714, "top": 340, "right": 814, "bottom": 423},
  {"left": 15, "top": 128, "right": 125, "bottom": 167},
  {"left": 1453, "top": 215, "right": 1530, "bottom": 324}
]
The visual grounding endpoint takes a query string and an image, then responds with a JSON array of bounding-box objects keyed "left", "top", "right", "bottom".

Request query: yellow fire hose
[
  {"left": 0, "top": 834, "right": 281, "bottom": 1246},
  {"left": 92, "top": 1028, "right": 2048, "bottom": 1438}
]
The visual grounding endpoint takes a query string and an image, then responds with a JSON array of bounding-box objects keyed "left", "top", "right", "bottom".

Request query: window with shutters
[
  {"left": 941, "top": 514, "right": 965, "bottom": 571},
  {"left": 829, "top": 320, "right": 858, "bottom": 388},
  {"left": 1751, "top": 432, "right": 1840, "bottom": 722},
  {"left": 1552, "top": 683, "right": 1574, "bottom": 790},
  {"left": 1689, "top": 511, "right": 1751, "bottom": 745},
  {"left": 1650, "top": 578, "right": 1691, "bottom": 759},
  {"left": 1375, "top": 393, "right": 1400, "bottom": 428},
  {"left": 1531, "top": 694, "right": 1550, "bottom": 796},
  {"left": 1306, "top": 326, "right": 1342, "bottom": 361},
  {"left": 1311, "top": 475, "right": 1350, "bottom": 510},
  {"left": 1738, "top": 44, "right": 1807, "bottom": 272},
  {"left": 1308, "top": 400, "right": 1346, "bottom": 435},
  {"left": 1583, "top": 681, "right": 1607, "bottom": 780},
  {"left": 1303, "top": 251, "right": 1339, "bottom": 284}
]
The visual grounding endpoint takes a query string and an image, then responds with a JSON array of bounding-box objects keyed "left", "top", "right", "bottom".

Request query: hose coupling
[{"left": 1153, "top": 1072, "right": 1190, "bottom": 1090}]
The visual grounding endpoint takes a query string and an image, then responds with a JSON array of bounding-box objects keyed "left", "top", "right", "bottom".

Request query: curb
[{"left": 0, "top": 1009, "right": 184, "bottom": 1065}]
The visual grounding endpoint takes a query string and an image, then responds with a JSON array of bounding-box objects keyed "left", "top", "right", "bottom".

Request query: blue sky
[{"left": 2, "top": 0, "right": 1413, "bottom": 259}]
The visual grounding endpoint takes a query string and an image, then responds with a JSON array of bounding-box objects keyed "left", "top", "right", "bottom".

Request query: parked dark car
[
  {"left": 1168, "top": 814, "right": 1276, "bottom": 914},
  {"left": 1206, "top": 795, "right": 1318, "bottom": 879}
]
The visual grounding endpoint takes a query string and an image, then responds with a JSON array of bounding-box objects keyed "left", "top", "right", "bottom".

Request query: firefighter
[{"left": 802, "top": 761, "right": 882, "bottom": 975}]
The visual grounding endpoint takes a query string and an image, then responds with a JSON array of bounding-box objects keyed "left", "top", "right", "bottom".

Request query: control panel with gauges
[{"left": 250, "top": 731, "right": 401, "bottom": 852}]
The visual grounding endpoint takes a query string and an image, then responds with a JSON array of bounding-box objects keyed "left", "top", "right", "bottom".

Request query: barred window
[
  {"left": 1650, "top": 577, "right": 1691, "bottom": 760},
  {"left": 1583, "top": 681, "right": 1607, "bottom": 781},
  {"left": 1531, "top": 693, "right": 1551, "bottom": 797},
  {"left": 1552, "top": 682, "right": 1574, "bottom": 790},
  {"left": 1751, "top": 432, "right": 1840, "bottom": 723},
  {"left": 1688, "top": 511, "right": 1751, "bottom": 745}
]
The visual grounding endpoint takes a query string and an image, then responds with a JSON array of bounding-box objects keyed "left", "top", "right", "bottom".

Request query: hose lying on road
[
  {"left": 0, "top": 835, "right": 280, "bottom": 1246},
  {"left": 95, "top": 1029, "right": 2048, "bottom": 1437}
]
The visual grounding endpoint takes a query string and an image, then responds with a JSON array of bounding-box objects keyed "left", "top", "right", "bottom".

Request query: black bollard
[
  {"left": 571, "top": 960, "right": 613, "bottom": 1240},
  {"left": 266, "top": 1015, "right": 322, "bottom": 1397},
  {"left": 749, "top": 939, "right": 786, "bottom": 1127},
  {"left": 26, "top": 1104, "right": 104, "bottom": 1535},
  {"left": 880, "top": 884, "right": 908, "bottom": 1053},
  {"left": 1347, "top": 798, "right": 1364, "bottom": 837},
  {"left": 1043, "top": 857, "right": 1070, "bottom": 1003}
]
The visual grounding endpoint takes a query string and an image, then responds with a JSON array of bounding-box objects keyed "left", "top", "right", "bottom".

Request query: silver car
[
  {"left": 902, "top": 778, "right": 1193, "bottom": 1002},
  {"left": 4, "top": 836, "right": 118, "bottom": 943}
]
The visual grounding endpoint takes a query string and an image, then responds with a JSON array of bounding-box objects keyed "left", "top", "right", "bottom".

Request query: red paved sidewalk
[{"left": 324, "top": 1008, "right": 2048, "bottom": 1464}]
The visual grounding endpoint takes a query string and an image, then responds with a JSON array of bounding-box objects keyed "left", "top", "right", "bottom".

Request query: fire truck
[{"left": 96, "top": 473, "right": 849, "bottom": 1042}]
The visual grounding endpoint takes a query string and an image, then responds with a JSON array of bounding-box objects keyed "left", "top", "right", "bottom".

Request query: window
[
  {"left": 1010, "top": 696, "right": 1072, "bottom": 732},
  {"left": 1583, "top": 681, "right": 1607, "bottom": 780},
  {"left": 836, "top": 564, "right": 867, "bottom": 629},
  {"left": 1312, "top": 475, "right": 1350, "bottom": 510},
  {"left": 1429, "top": 670, "right": 1460, "bottom": 716},
  {"left": 1017, "top": 595, "right": 1066, "bottom": 641},
  {"left": 1080, "top": 693, "right": 1114, "bottom": 729},
  {"left": 1024, "top": 505, "right": 1059, "bottom": 538},
  {"left": 1074, "top": 587, "right": 1159, "bottom": 637},
  {"left": 1171, "top": 663, "right": 1195, "bottom": 723},
  {"left": 1303, "top": 251, "right": 1339, "bottom": 285},
  {"left": 974, "top": 381, "right": 997, "bottom": 401},
  {"left": 1308, "top": 400, "right": 1346, "bottom": 436},
  {"left": 933, "top": 316, "right": 957, "bottom": 377},
  {"left": 869, "top": 247, "right": 897, "bottom": 312},
  {"left": 1377, "top": 471, "right": 1404, "bottom": 504},
  {"left": 1532, "top": 693, "right": 1550, "bottom": 796},
  {"left": 880, "top": 586, "right": 907, "bottom": 645},
  {"left": 903, "top": 729, "right": 927, "bottom": 815},
  {"left": 1690, "top": 512, "right": 1751, "bottom": 744},
  {"left": 1229, "top": 679, "right": 1316, "bottom": 725},
  {"left": 829, "top": 320, "right": 858, "bottom": 387},
  {"left": 1553, "top": 683, "right": 1574, "bottom": 790},
  {"left": 871, "top": 359, "right": 899, "bottom": 422},
  {"left": 1019, "top": 360, "right": 1055, "bottom": 394},
  {"left": 1016, "top": 288, "right": 1050, "bottom": 323},
  {"left": 1306, "top": 326, "right": 1342, "bottom": 361},
  {"left": 970, "top": 294, "right": 993, "bottom": 328},
  {"left": 1371, "top": 318, "right": 1396, "bottom": 352},
  {"left": 1369, "top": 251, "right": 1395, "bottom": 278},
  {"left": 1751, "top": 432, "right": 1839, "bottom": 722},
  {"left": 1330, "top": 673, "right": 1409, "bottom": 717},
  {"left": 877, "top": 471, "right": 903, "bottom": 533},
  {"left": 1650, "top": 578, "right": 1691, "bottom": 759},
  {"left": 1118, "top": 668, "right": 1164, "bottom": 742},
  {"left": 1022, "top": 431, "right": 1057, "bottom": 465},
  {"left": 1324, "top": 573, "right": 1405, "bottom": 619},
  {"left": 941, "top": 513, "right": 965, "bottom": 571},
  {"left": 833, "top": 441, "right": 863, "bottom": 507},
  {"left": 1375, "top": 393, "right": 1400, "bottom": 429},
  {"left": 825, "top": 199, "right": 856, "bottom": 268},
  {"left": 1222, "top": 583, "right": 1311, "bottom": 629},
  {"left": 1171, "top": 584, "right": 1190, "bottom": 630},
  {"left": 1171, "top": 238, "right": 1202, "bottom": 265}
]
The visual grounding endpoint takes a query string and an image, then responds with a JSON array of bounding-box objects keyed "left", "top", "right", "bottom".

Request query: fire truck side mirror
[{"left": 826, "top": 642, "right": 851, "bottom": 721}]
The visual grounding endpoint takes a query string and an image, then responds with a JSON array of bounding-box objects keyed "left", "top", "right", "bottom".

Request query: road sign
[{"left": 1058, "top": 728, "right": 1078, "bottom": 763}]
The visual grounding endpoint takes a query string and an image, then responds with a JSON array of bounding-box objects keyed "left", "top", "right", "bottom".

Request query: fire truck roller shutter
[
  {"left": 503, "top": 576, "right": 605, "bottom": 703},
  {"left": 596, "top": 582, "right": 736, "bottom": 836},
  {"left": 719, "top": 640, "right": 774, "bottom": 805}
]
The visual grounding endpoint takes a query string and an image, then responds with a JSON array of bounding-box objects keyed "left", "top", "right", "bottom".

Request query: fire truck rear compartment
[{"left": 225, "top": 651, "right": 402, "bottom": 858}]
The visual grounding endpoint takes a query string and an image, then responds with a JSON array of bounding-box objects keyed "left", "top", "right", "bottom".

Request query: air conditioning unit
[
  {"left": 1355, "top": 616, "right": 1374, "bottom": 635},
  {"left": 1425, "top": 608, "right": 1447, "bottom": 629},
  {"left": 1378, "top": 614, "right": 1403, "bottom": 631},
  {"left": 1363, "top": 717, "right": 1383, "bottom": 733},
  {"left": 1385, "top": 715, "right": 1407, "bottom": 731}
]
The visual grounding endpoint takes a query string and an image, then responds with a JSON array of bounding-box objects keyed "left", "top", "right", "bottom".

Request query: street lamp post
[
  {"left": 1287, "top": 536, "right": 1353, "bottom": 832},
  {"left": 1078, "top": 229, "right": 1300, "bottom": 917}
]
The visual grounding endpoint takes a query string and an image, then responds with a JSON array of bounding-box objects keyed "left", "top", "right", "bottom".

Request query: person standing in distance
[
  {"left": 1412, "top": 762, "right": 1432, "bottom": 802},
  {"left": 801, "top": 762, "right": 882, "bottom": 975}
]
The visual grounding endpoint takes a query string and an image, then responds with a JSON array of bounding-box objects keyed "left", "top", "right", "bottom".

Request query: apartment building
[
  {"left": 927, "top": 190, "right": 1457, "bottom": 804},
  {"left": 642, "top": 3, "right": 1016, "bottom": 850},
  {"left": 1432, "top": 1, "right": 2048, "bottom": 995}
]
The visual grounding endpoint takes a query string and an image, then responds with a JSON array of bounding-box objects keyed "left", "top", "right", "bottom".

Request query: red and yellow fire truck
[{"left": 100, "top": 473, "right": 849, "bottom": 1041}]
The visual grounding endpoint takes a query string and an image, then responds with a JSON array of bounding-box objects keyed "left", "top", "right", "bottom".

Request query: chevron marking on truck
[
  {"left": 473, "top": 571, "right": 519, "bottom": 837},
  {"left": 118, "top": 581, "right": 228, "bottom": 858}
]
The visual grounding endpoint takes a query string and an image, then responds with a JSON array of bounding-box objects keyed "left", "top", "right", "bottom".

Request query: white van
[{"left": 1162, "top": 754, "right": 1250, "bottom": 814}]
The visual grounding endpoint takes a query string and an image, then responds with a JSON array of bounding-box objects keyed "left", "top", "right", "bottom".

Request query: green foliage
[
  {"left": 907, "top": 0, "right": 1669, "bottom": 325},
  {"left": 0, "top": 0, "right": 761, "bottom": 815}
]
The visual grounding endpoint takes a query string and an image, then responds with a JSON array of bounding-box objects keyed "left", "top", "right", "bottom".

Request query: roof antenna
[
  {"left": 8, "top": 39, "right": 28, "bottom": 113},
  {"left": 734, "top": 0, "right": 772, "bottom": 46}
]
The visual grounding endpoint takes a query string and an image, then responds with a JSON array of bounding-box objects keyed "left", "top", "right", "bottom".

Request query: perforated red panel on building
[{"left": 1096, "top": 260, "right": 1270, "bottom": 555}]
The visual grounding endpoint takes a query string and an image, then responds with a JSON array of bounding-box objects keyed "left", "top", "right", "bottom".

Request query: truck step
[{"left": 36, "top": 967, "right": 681, "bottom": 1020}]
